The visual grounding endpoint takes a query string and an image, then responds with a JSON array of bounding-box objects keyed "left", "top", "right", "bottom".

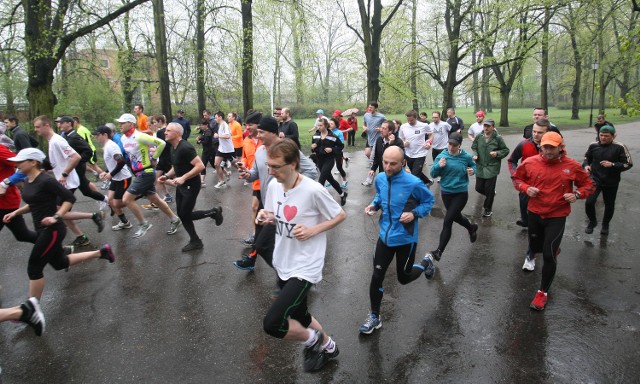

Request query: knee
[
  {"left": 27, "top": 265, "right": 44, "bottom": 280},
  {"left": 263, "top": 315, "right": 287, "bottom": 339}
]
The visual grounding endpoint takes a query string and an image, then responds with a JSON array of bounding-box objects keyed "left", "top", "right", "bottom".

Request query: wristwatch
[
  {"left": 53, "top": 214, "right": 61, "bottom": 222},
  {"left": 574, "top": 191, "right": 581, "bottom": 199},
  {"left": 61, "top": 172, "right": 69, "bottom": 177},
  {"left": 1, "top": 178, "right": 10, "bottom": 188},
  {"left": 411, "top": 211, "right": 418, "bottom": 219}
]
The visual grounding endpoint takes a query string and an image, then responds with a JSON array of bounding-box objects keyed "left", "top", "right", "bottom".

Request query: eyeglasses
[{"left": 266, "top": 162, "right": 289, "bottom": 170}]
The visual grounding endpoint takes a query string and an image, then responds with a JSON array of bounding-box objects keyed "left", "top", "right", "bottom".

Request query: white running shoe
[
  {"left": 522, "top": 254, "right": 535, "bottom": 271},
  {"left": 112, "top": 221, "right": 133, "bottom": 231},
  {"left": 214, "top": 181, "right": 227, "bottom": 189}
]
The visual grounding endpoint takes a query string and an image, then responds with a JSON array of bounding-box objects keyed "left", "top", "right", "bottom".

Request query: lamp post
[{"left": 589, "top": 60, "right": 599, "bottom": 127}]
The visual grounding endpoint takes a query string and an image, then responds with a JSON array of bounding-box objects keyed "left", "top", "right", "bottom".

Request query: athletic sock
[
  {"left": 118, "top": 214, "right": 128, "bottom": 224},
  {"left": 303, "top": 329, "right": 318, "bottom": 346},
  {"left": 322, "top": 337, "right": 336, "bottom": 353},
  {"left": 248, "top": 249, "right": 257, "bottom": 258}
]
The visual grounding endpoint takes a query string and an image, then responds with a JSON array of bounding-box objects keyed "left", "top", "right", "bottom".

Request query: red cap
[
  {"left": 475, "top": 111, "right": 485, "bottom": 117},
  {"left": 332, "top": 110, "right": 342, "bottom": 117}
]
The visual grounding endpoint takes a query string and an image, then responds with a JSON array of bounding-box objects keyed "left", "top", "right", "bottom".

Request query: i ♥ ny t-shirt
[{"left": 265, "top": 175, "right": 342, "bottom": 284}]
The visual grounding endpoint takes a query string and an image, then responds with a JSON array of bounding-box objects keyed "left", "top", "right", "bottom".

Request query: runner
[
  {"left": 258, "top": 139, "right": 346, "bottom": 372},
  {"left": 359, "top": 146, "right": 435, "bottom": 335}
]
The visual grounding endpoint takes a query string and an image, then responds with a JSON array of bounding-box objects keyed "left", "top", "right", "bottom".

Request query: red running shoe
[{"left": 530, "top": 290, "right": 548, "bottom": 311}]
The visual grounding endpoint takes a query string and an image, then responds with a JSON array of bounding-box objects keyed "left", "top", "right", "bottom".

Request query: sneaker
[
  {"left": 340, "top": 192, "right": 348, "bottom": 206},
  {"left": 226, "top": 171, "right": 231, "bottom": 181},
  {"left": 341, "top": 181, "right": 348, "bottom": 189},
  {"left": 469, "top": 224, "right": 478, "bottom": 243},
  {"left": 425, "top": 178, "right": 434, "bottom": 187},
  {"left": 201, "top": 183, "right": 206, "bottom": 188},
  {"left": 303, "top": 330, "right": 328, "bottom": 372},
  {"left": 141, "top": 203, "right": 159, "bottom": 211},
  {"left": 482, "top": 209, "right": 493, "bottom": 217},
  {"left": 421, "top": 254, "right": 436, "bottom": 280},
  {"left": 20, "top": 297, "right": 45, "bottom": 336},
  {"left": 233, "top": 255, "right": 256, "bottom": 271},
  {"left": 214, "top": 181, "right": 227, "bottom": 189},
  {"left": 240, "top": 234, "right": 255, "bottom": 247},
  {"left": 72, "top": 234, "right": 90, "bottom": 247},
  {"left": 163, "top": 194, "right": 173, "bottom": 203},
  {"left": 182, "top": 240, "right": 204, "bottom": 252},
  {"left": 133, "top": 222, "right": 152, "bottom": 238},
  {"left": 210, "top": 206, "right": 223, "bottom": 226},
  {"left": 600, "top": 224, "right": 609, "bottom": 236},
  {"left": 428, "top": 249, "right": 442, "bottom": 262},
  {"left": 516, "top": 219, "right": 527, "bottom": 228},
  {"left": 99, "top": 243, "right": 116, "bottom": 263},
  {"left": 530, "top": 290, "right": 548, "bottom": 311},
  {"left": 324, "top": 182, "right": 331, "bottom": 188},
  {"left": 98, "top": 198, "right": 109, "bottom": 211},
  {"left": 92, "top": 211, "right": 105, "bottom": 233},
  {"left": 362, "top": 174, "right": 374, "bottom": 186},
  {"left": 100, "top": 180, "right": 111, "bottom": 190},
  {"left": 359, "top": 313, "right": 382, "bottom": 334},
  {"left": 344, "top": 158, "right": 349, "bottom": 168},
  {"left": 585, "top": 221, "right": 597, "bottom": 234},
  {"left": 167, "top": 219, "right": 182, "bottom": 235},
  {"left": 522, "top": 254, "right": 535, "bottom": 271},
  {"left": 243, "top": 180, "right": 249, "bottom": 186},
  {"left": 112, "top": 221, "right": 133, "bottom": 231},
  {"left": 305, "top": 342, "right": 339, "bottom": 372}
]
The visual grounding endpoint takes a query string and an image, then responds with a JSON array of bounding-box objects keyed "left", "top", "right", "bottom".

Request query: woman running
[
  {"left": 2, "top": 148, "right": 115, "bottom": 301},
  {"left": 427, "top": 132, "right": 479, "bottom": 262},
  {"left": 311, "top": 119, "right": 347, "bottom": 206},
  {"left": 329, "top": 117, "right": 348, "bottom": 189}
]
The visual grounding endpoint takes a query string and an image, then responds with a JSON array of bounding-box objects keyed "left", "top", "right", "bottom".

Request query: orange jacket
[
  {"left": 242, "top": 136, "right": 261, "bottom": 190},
  {"left": 230, "top": 121, "right": 243, "bottom": 149}
]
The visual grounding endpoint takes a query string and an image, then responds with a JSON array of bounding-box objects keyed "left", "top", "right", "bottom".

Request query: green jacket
[{"left": 471, "top": 132, "right": 510, "bottom": 179}]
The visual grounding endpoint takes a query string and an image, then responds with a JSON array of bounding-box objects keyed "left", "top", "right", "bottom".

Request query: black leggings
[
  {"left": 585, "top": 184, "right": 618, "bottom": 226},
  {"left": 175, "top": 181, "right": 207, "bottom": 242},
  {"left": 527, "top": 212, "right": 565, "bottom": 293},
  {"left": 77, "top": 161, "right": 106, "bottom": 202},
  {"left": 254, "top": 222, "right": 275, "bottom": 267},
  {"left": 28, "top": 224, "right": 69, "bottom": 280},
  {"left": 263, "top": 277, "right": 313, "bottom": 338},
  {"left": 200, "top": 150, "right": 215, "bottom": 176},
  {"left": 432, "top": 148, "right": 444, "bottom": 162},
  {"left": 438, "top": 192, "right": 472, "bottom": 252},
  {"left": 475, "top": 176, "right": 497, "bottom": 211},
  {"left": 317, "top": 157, "right": 343, "bottom": 195},
  {"left": 0, "top": 208, "right": 37, "bottom": 243},
  {"left": 406, "top": 156, "right": 431, "bottom": 184},
  {"left": 347, "top": 130, "right": 356, "bottom": 146},
  {"left": 369, "top": 239, "right": 422, "bottom": 314},
  {"left": 334, "top": 152, "right": 346, "bottom": 179}
]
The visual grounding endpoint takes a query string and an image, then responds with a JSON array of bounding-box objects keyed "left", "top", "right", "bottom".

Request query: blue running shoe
[
  {"left": 421, "top": 253, "right": 435, "bottom": 280},
  {"left": 359, "top": 313, "right": 382, "bottom": 334}
]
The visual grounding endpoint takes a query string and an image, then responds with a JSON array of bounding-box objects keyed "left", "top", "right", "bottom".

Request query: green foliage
[{"left": 54, "top": 74, "right": 123, "bottom": 127}]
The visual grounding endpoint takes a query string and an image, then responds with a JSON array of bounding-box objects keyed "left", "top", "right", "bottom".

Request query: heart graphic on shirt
[{"left": 283, "top": 205, "right": 298, "bottom": 221}]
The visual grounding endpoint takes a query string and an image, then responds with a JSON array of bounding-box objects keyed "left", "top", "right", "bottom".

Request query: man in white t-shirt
[
  {"left": 258, "top": 139, "right": 345, "bottom": 373},
  {"left": 399, "top": 110, "right": 433, "bottom": 185},
  {"left": 427, "top": 111, "right": 452, "bottom": 161},
  {"left": 33, "top": 115, "right": 104, "bottom": 247},
  {"left": 94, "top": 125, "right": 134, "bottom": 231},
  {"left": 213, "top": 111, "right": 234, "bottom": 189},
  {"left": 467, "top": 111, "right": 486, "bottom": 141}
]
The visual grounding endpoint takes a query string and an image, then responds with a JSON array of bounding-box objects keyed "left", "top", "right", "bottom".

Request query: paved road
[{"left": 1, "top": 122, "right": 639, "bottom": 383}]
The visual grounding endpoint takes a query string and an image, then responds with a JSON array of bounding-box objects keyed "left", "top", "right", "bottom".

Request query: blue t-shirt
[{"left": 363, "top": 112, "right": 386, "bottom": 147}]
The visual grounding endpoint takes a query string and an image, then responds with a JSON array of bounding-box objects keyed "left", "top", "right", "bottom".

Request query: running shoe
[
  {"left": 100, "top": 180, "right": 111, "bottom": 190},
  {"left": 226, "top": 171, "right": 231, "bottom": 181},
  {"left": 305, "top": 341, "right": 339, "bottom": 372},
  {"left": 516, "top": 219, "right": 527, "bottom": 228},
  {"left": 167, "top": 219, "right": 182, "bottom": 235},
  {"left": 341, "top": 181, "right": 348, "bottom": 189},
  {"left": 600, "top": 224, "right": 609, "bottom": 236},
  {"left": 163, "top": 194, "right": 173, "bottom": 203},
  {"left": 72, "top": 234, "right": 90, "bottom": 247},
  {"left": 585, "top": 221, "right": 597, "bottom": 234},
  {"left": 359, "top": 313, "right": 382, "bottom": 334},
  {"left": 522, "top": 254, "right": 535, "bottom": 271},
  {"left": 214, "top": 181, "right": 227, "bottom": 189},
  {"left": 428, "top": 249, "right": 442, "bottom": 262},
  {"left": 325, "top": 182, "right": 331, "bottom": 188},
  {"left": 303, "top": 330, "right": 326, "bottom": 372},
  {"left": 468, "top": 224, "right": 478, "bottom": 243},
  {"left": 133, "top": 222, "right": 152, "bottom": 238},
  {"left": 340, "top": 192, "right": 348, "bottom": 206},
  {"left": 112, "top": 221, "right": 133, "bottom": 231},
  {"left": 530, "top": 290, "right": 548, "bottom": 311},
  {"left": 421, "top": 253, "right": 436, "bottom": 280},
  {"left": 98, "top": 197, "right": 109, "bottom": 211},
  {"left": 482, "top": 210, "right": 493, "bottom": 217},
  {"left": 233, "top": 255, "right": 256, "bottom": 271},
  {"left": 99, "top": 243, "right": 116, "bottom": 263},
  {"left": 210, "top": 206, "right": 223, "bottom": 226},
  {"left": 20, "top": 297, "right": 45, "bottom": 336},
  {"left": 141, "top": 203, "right": 159, "bottom": 211},
  {"left": 201, "top": 183, "right": 206, "bottom": 188},
  {"left": 344, "top": 157, "right": 349, "bottom": 168},
  {"left": 182, "top": 240, "right": 204, "bottom": 252},
  {"left": 92, "top": 211, "right": 105, "bottom": 233},
  {"left": 240, "top": 234, "right": 255, "bottom": 247},
  {"left": 361, "top": 180, "right": 372, "bottom": 187}
]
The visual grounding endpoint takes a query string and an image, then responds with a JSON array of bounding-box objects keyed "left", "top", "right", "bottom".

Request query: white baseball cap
[
  {"left": 115, "top": 113, "right": 137, "bottom": 124},
  {"left": 7, "top": 148, "right": 47, "bottom": 163}
]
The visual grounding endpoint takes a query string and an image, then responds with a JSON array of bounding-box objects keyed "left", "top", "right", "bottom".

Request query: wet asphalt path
[{"left": 1, "top": 122, "right": 639, "bottom": 383}]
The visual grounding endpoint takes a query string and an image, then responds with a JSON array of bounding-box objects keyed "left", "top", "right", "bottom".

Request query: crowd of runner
[{"left": 0, "top": 105, "right": 633, "bottom": 373}]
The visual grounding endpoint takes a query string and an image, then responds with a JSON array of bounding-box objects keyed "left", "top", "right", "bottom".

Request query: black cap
[
  {"left": 92, "top": 125, "right": 112, "bottom": 136},
  {"left": 177, "top": 109, "right": 185, "bottom": 113},
  {"left": 448, "top": 132, "right": 463, "bottom": 146},
  {"left": 56, "top": 116, "right": 74, "bottom": 123},
  {"left": 258, "top": 116, "right": 279, "bottom": 134},
  {"left": 245, "top": 111, "right": 263, "bottom": 125},
  {"left": 483, "top": 119, "right": 495, "bottom": 126}
]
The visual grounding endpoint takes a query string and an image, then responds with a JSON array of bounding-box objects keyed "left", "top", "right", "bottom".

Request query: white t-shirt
[
  {"left": 103, "top": 139, "right": 132, "bottom": 181},
  {"left": 217, "top": 121, "right": 234, "bottom": 153},
  {"left": 265, "top": 175, "right": 342, "bottom": 284},
  {"left": 48, "top": 133, "right": 80, "bottom": 189},
  {"left": 429, "top": 121, "right": 452, "bottom": 150},
  {"left": 399, "top": 121, "right": 432, "bottom": 158},
  {"left": 468, "top": 122, "right": 484, "bottom": 140}
]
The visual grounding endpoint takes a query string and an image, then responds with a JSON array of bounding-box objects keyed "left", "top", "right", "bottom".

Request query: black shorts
[
  {"left": 235, "top": 148, "right": 243, "bottom": 158},
  {"left": 156, "top": 161, "right": 172, "bottom": 173},
  {"left": 109, "top": 178, "right": 132, "bottom": 200},
  {"left": 56, "top": 188, "right": 77, "bottom": 206},
  {"left": 126, "top": 171, "right": 156, "bottom": 196},
  {"left": 216, "top": 151, "right": 235, "bottom": 160},
  {"left": 252, "top": 190, "right": 261, "bottom": 200}
]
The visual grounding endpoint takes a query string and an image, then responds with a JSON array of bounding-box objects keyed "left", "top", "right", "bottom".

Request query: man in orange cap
[{"left": 512, "top": 131, "right": 594, "bottom": 311}]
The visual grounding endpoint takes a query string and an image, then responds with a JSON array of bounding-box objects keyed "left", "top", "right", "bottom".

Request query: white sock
[
  {"left": 322, "top": 337, "right": 335, "bottom": 353},
  {"left": 303, "top": 329, "right": 317, "bottom": 346}
]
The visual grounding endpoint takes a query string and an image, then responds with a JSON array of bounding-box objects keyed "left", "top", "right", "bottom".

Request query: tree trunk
[
  {"left": 241, "top": 0, "right": 254, "bottom": 115},
  {"left": 196, "top": 0, "right": 206, "bottom": 113},
  {"left": 153, "top": 0, "right": 171, "bottom": 117},
  {"left": 569, "top": 29, "right": 581, "bottom": 120},
  {"left": 410, "top": 0, "right": 418, "bottom": 111},
  {"left": 499, "top": 86, "right": 511, "bottom": 127},
  {"left": 290, "top": 1, "right": 304, "bottom": 105},
  {"left": 540, "top": 6, "right": 551, "bottom": 111},
  {"left": 118, "top": 12, "right": 136, "bottom": 109}
]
